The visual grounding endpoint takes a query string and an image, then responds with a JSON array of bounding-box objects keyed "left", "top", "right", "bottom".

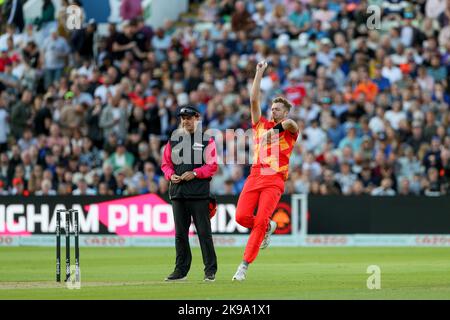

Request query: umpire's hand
[
  {"left": 181, "top": 171, "right": 196, "bottom": 181},
  {"left": 170, "top": 174, "right": 182, "bottom": 184}
]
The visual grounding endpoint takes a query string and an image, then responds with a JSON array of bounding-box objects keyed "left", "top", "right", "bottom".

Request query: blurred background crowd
[{"left": 0, "top": 0, "right": 449, "bottom": 197}]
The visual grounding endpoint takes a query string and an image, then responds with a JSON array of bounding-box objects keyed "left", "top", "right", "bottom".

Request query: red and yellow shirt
[{"left": 252, "top": 117, "right": 299, "bottom": 180}]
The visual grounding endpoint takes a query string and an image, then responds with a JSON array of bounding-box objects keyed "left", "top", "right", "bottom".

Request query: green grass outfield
[{"left": 1, "top": 247, "right": 450, "bottom": 299}]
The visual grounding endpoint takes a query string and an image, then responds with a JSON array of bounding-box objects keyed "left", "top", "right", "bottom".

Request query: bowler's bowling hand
[
  {"left": 256, "top": 60, "right": 268, "bottom": 73},
  {"left": 171, "top": 174, "right": 182, "bottom": 184},
  {"left": 181, "top": 171, "right": 196, "bottom": 181}
]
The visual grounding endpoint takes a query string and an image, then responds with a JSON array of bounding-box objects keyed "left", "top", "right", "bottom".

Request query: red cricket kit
[{"left": 236, "top": 116, "right": 299, "bottom": 263}]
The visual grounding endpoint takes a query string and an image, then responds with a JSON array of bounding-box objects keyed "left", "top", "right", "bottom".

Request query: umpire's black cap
[{"left": 177, "top": 106, "right": 200, "bottom": 117}]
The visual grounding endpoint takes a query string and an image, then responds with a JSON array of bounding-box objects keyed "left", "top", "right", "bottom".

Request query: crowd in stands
[{"left": 0, "top": 0, "right": 449, "bottom": 197}]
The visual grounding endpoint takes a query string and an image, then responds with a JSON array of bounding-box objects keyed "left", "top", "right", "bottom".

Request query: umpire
[{"left": 161, "top": 106, "right": 218, "bottom": 282}]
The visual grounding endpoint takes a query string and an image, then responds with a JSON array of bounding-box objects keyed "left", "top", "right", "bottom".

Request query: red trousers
[{"left": 235, "top": 170, "right": 285, "bottom": 263}]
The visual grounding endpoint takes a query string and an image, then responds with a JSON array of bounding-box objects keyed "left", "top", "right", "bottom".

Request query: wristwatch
[{"left": 192, "top": 171, "right": 197, "bottom": 177}]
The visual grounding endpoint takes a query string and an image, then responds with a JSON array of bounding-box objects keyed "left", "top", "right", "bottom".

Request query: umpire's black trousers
[{"left": 172, "top": 199, "right": 217, "bottom": 276}]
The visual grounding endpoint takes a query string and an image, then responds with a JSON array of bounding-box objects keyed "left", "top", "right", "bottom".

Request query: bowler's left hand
[{"left": 181, "top": 171, "right": 196, "bottom": 181}]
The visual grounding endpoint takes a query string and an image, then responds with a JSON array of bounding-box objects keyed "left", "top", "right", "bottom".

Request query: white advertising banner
[{"left": 4, "top": 235, "right": 450, "bottom": 247}]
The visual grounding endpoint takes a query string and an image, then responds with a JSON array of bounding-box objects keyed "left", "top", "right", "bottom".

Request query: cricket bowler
[{"left": 232, "top": 60, "right": 300, "bottom": 281}]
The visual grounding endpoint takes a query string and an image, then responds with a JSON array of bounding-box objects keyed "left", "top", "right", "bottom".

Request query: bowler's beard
[{"left": 272, "top": 116, "right": 286, "bottom": 124}]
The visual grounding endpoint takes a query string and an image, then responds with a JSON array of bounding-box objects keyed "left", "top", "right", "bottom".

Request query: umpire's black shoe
[
  {"left": 204, "top": 273, "right": 216, "bottom": 282},
  {"left": 165, "top": 271, "right": 187, "bottom": 281}
]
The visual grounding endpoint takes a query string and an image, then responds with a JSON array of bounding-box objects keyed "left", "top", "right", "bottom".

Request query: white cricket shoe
[
  {"left": 232, "top": 263, "right": 248, "bottom": 281},
  {"left": 260, "top": 220, "right": 277, "bottom": 250}
]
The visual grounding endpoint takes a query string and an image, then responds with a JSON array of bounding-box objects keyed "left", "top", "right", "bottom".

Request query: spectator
[
  {"left": 114, "top": 169, "right": 128, "bottom": 195},
  {"left": 371, "top": 178, "right": 396, "bottom": 196},
  {"left": 321, "top": 168, "right": 342, "bottom": 195},
  {"left": 406, "top": 121, "right": 426, "bottom": 154},
  {"left": 398, "top": 177, "right": 415, "bottom": 196},
  {"left": 373, "top": 132, "right": 393, "bottom": 160},
  {"left": 423, "top": 136, "right": 443, "bottom": 171},
  {"left": 291, "top": 169, "right": 309, "bottom": 194},
  {"left": 0, "top": 24, "right": 23, "bottom": 51},
  {"left": 11, "top": 176, "right": 28, "bottom": 195},
  {"left": 209, "top": 111, "right": 234, "bottom": 131},
  {"left": 267, "top": 4, "right": 290, "bottom": 37},
  {"left": 33, "top": 95, "right": 52, "bottom": 136},
  {"left": 338, "top": 125, "right": 362, "bottom": 153},
  {"left": 72, "top": 178, "right": 96, "bottom": 195},
  {"left": 384, "top": 99, "right": 407, "bottom": 131},
  {"left": 316, "top": 38, "right": 335, "bottom": 68},
  {"left": 134, "top": 141, "right": 158, "bottom": 172},
  {"left": 42, "top": 28, "right": 70, "bottom": 89},
  {"left": 327, "top": 116, "right": 345, "bottom": 148},
  {"left": 112, "top": 21, "right": 137, "bottom": 61},
  {"left": 335, "top": 162, "right": 357, "bottom": 195},
  {"left": 351, "top": 180, "right": 366, "bottom": 196},
  {"left": 303, "top": 119, "right": 327, "bottom": 155},
  {"left": 252, "top": 2, "right": 271, "bottom": 30},
  {"left": 397, "top": 146, "right": 422, "bottom": 182},
  {"left": 0, "top": 57, "right": 19, "bottom": 91},
  {"left": 326, "top": 58, "right": 346, "bottom": 91},
  {"left": 0, "top": 96, "right": 9, "bottom": 152},
  {"left": 371, "top": 65, "right": 391, "bottom": 92},
  {"left": 18, "top": 128, "right": 37, "bottom": 152},
  {"left": 59, "top": 101, "right": 88, "bottom": 137},
  {"left": 381, "top": 57, "right": 403, "bottom": 84},
  {"left": 423, "top": 167, "right": 446, "bottom": 196},
  {"left": 303, "top": 52, "right": 322, "bottom": 82},
  {"left": 416, "top": 65, "right": 435, "bottom": 93},
  {"left": 426, "top": 0, "right": 447, "bottom": 19},
  {"left": 151, "top": 27, "right": 171, "bottom": 62},
  {"left": 97, "top": 182, "right": 112, "bottom": 195},
  {"left": 199, "top": 0, "right": 219, "bottom": 23},
  {"left": 302, "top": 153, "right": 322, "bottom": 180},
  {"left": 107, "top": 140, "right": 135, "bottom": 175},
  {"left": 231, "top": 1, "right": 256, "bottom": 33},
  {"left": 4, "top": 1, "right": 25, "bottom": 32},
  {"left": 288, "top": 1, "right": 311, "bottom": 35},
  {"left": 0, "top": 153, "right": 11, "bottom": 184},
  {"left": 358, "top": 164, "right": 376, "bottom": 192},
  {"left": 400, "top": 11, "right": 425, "bottom": 47},
  {"left": 10, "top": 89, "right": 32, "bottom": 140},
  {"left": 142, "top": 161, "right": 159, "bottom": 185},
  {"left": 427, "top": 54, "right": 448, "bottom": 82},
  {"left": 99, "top": 95, "right": 127, "bottom": 140},
  {"left": 100, "top": 163, "right": 118, "bottom": 191},
  {"left": 423, "top": 111, "right": 438, "bottom": 143},
  {"left": 70, "top": 19, "right": 97, "bottom": 62},
  {"left": 35, "top": 179, "right": 57, "bottom": 195}
]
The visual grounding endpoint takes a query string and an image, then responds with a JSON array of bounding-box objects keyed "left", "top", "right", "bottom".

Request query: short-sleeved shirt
[
  {"left": 43, "top": 37, "right": 70, "bottom": 70},
  {"left": 113, "top": 32, "right": 133, "bottom": 60},
  {"left": 252, "top": 116, "right": 299, "bottom": 180}
]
